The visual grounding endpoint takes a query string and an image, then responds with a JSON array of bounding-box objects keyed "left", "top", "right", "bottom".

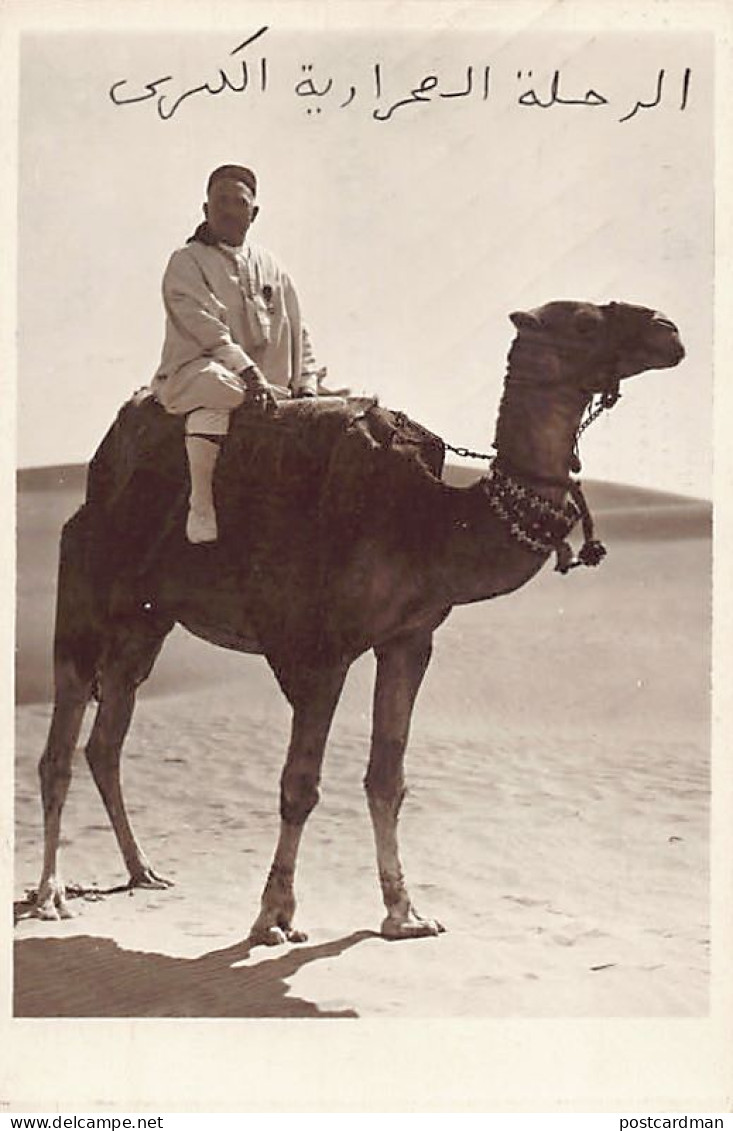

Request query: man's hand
[{"left": 240, "top": 365, "right": 278, "bottom": 413}]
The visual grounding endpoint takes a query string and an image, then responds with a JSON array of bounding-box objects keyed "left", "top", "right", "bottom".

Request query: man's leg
[
  {"left": 185, "top": 435, "right": 222, "bottom": 543},
  {"left": 184, "top": 408, "right": 231, "bottom": 543}
]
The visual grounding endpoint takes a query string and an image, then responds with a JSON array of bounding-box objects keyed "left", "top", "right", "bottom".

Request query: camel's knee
[
  {"left": 38, "top": 687, "right": 89, "bottom": 793},
  {"left": 280, "top": 765, "right": 321, "bottom": 825},
  {"left": 84, "top": 741, "right": 117, "bottom": 778},
  {"left": 84, "top": 687, "right": 135, "bottom": 764},
  {"left": 364, "top": 743, "right": 407, "bottom": 814},
  {"left": 38, "top": 749, "right": 74, "bottom": 815},
  {"left": 52, "top": 655, "right": 94, "bottom": 702},
  {"left": 38, "top": 749, "right": 72, "bottom": 788},
  {"left": 365, "top": 784, "right": 407, "bottom": 821}
]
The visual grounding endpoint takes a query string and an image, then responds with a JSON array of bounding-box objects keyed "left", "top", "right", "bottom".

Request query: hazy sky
[{"left": 16, "top": 14, "right": 713, "bottom": 497}]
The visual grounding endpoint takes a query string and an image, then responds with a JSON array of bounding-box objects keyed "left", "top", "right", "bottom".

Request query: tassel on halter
[
  {"left": 554, "top": 480, "right": 607, "bottom": 574},
  {"left": 553, "top": 384, "right": 620, "bottom": 572}
]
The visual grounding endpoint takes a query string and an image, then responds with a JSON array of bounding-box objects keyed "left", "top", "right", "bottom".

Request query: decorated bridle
[{"left": 442, "top": 305, "right": 631, "bottom": 574}]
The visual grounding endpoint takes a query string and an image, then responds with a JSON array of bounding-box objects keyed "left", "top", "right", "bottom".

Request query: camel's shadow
[{"left": 14, "top": 929, "right": 376, "bottom": 1017}]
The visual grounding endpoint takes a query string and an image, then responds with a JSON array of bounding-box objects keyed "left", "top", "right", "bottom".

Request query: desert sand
[{"left": 13, "top": 464, "right": 711, "bottom": 1020}]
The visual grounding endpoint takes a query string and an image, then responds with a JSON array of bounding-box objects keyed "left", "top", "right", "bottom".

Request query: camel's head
[{"left": 508, "top": 301, "right": 685, "bottom": 396}]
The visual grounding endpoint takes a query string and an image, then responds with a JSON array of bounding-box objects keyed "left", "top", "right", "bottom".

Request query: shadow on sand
[{"left": 14, "top": 930, "right": 376, "bottom": 1018}]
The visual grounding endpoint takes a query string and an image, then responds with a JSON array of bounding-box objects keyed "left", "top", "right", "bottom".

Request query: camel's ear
[{"left": 510, "top": 310, "right": 542, "bottom": 331}]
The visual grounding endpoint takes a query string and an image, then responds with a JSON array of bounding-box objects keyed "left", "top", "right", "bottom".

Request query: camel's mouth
[
  {"left": 642, "top": 339, "right": 685, "bottom": 371},
  {"left": 616, "top": 312, "right": 686, "bottom": 378},
  {"left": 669, "top": 340, "right": 686, "bottom": 365},
  {"left": 650, "top": 315, "right": 686, "bottom": 367}
]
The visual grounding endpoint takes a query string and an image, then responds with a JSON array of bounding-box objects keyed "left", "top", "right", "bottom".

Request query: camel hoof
[
  {"left": 286, "top": 928, "right": 309, "bottom": 944},
  {"left": 249, "top": 925, "right": 309, "bottom": 947},
  {"left": 128, "top": 869, "right": 174, "bottom": 891},
  {"left": 380, "top": 914, "right": 445, "bottom": 940},
  {"left": 34, "top": 897, "right": 74, "bottom": 922}
]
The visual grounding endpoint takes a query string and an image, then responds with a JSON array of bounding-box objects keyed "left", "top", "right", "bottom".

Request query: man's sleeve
[
  {"left": 281, "top": 271, "right": 320, "bottom": 396},
  {"left": 297, "top": 326, "right": 321, "bottom": 396},
  {"left": 163, "top": 249, "right": 255, "bottom": 375}
]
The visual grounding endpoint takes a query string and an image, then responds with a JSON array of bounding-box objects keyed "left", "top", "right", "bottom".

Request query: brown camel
[{"left": 34, "top": 300, "right": 685, "bottom": 942}]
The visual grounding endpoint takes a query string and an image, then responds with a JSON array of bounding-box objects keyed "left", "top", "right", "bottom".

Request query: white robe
[{"left": 151, "top": 238, "right": 319, "bottom": 431}]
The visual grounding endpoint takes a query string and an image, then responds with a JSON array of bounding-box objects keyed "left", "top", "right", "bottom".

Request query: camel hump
[
  {"left": 315, "top": 402, "right": 445, "bottom": 533},
  {"left": 85, "top": 388, "right": 185, "bottom": 511},
  {"left": 224, "top": 395, "right": 445, "bottom": 473},
  {"left": 79, "top": 390, "right": 446, "bottom": 579},
  {"left": 214, "top": 397, "right": 446, "bottom": 547},
  {"left": 86, "top": 391, "right": 445, "bottom": 514}
]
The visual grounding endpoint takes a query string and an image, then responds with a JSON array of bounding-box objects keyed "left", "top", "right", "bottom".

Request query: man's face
[{"left": 204, "top": 178, "right": 258, "bottom": 246}]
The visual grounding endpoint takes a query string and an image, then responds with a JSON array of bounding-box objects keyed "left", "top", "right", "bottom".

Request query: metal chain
[
  {"left": 576, "top": 393, "right": 617, "bottom": 442},
  {"left": 442, "top": 388, "right": 620, "bottom": 465},
  {"left": 443, "top": 440, "right": 496, "bottom": 462}
]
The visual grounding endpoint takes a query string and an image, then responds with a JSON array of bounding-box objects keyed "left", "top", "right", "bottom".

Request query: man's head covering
[
  {"left": 206, "top": 164, "right": 257, "bottom": 199},
  {"left": 187, "top": 165, "right": 258, "bottom": 246}
]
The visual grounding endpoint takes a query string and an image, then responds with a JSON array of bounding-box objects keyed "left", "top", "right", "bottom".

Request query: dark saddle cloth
[{"left": 81, "top": 390, "right": 446, "bottom": 580}]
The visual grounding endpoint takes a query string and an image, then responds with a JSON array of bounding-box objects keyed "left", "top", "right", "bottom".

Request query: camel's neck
[
  {"left": 430, "top": 343, "right": 593, "bottom": 609},
  {"left": 492, "top": 340, "right": 590, "bottom": 501}
]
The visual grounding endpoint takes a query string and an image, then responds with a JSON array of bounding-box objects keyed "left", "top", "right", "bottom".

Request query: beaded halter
[
  {"left": 479, "top": 457, "right": 608, "bottom": 574},
  {"left": 442, "top": 321, "right": 624, "bottom": 573}
]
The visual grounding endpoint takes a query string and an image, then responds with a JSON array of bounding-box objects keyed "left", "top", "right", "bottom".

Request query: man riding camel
[{"left": 151, "top": 164, "right": 324, "bottom": 543}]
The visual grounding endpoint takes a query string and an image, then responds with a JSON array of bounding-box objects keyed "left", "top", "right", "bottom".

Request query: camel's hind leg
[
  {"left": 365, "top": 630, "right": 444, "bottom": 940},
  {"left": 37, "top": 662, "right": 94, "bottom": 920},
  {"left": 84, "top": 611, "right": 174, "bottom": 889},
  {"left": 36, "top": 509, "right": 100, "bottom": 920},
  {"left": 249, "top": 661, "right": 348, "bottom": 946}
]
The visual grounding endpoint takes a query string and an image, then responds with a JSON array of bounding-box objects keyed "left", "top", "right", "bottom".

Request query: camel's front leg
[
  {"left": 85, "top": 617, "right": 174, "bottom": 890},
  {"left": 85, "top": 683, "right": 172, "bottom": 889},
  {"left": 249, "top": 663, "right": 348, "bottom": 946},
  {"left": 365, "top": 631, "right": 444, "bottom": 940}
]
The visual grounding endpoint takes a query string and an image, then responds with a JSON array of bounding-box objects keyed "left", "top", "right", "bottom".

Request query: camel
[{"left": 34, "top": 300, "right": 685, "bottom": 943}]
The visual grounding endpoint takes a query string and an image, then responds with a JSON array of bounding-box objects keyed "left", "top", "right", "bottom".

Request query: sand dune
[{"left": 13, "top": 464, "right": 711, "bottom": 1018}]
